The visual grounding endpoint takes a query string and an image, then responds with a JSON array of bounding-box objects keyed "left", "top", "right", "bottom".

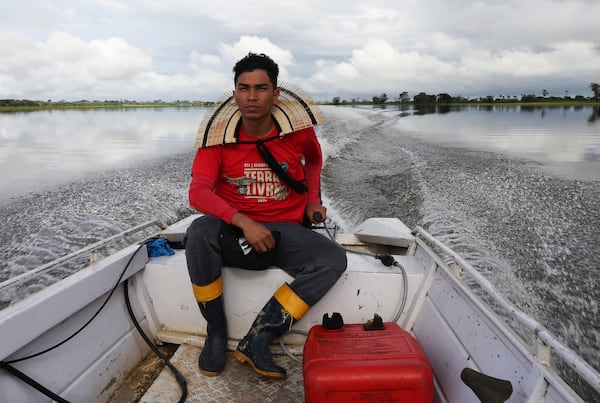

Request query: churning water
[
  {"left": 1, "top": 105, "right": 599, "bottom": 398},
  {"left": 318, "top": 106, "right": 599, "bottom": 400}
]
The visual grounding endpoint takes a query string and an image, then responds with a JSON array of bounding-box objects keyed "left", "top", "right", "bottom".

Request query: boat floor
[{"left": 140, "top": 344, "right": 305, "bottom": 402}]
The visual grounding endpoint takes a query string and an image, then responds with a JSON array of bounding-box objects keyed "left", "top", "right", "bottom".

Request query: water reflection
[
  {"left": 588, "top": 106, "right": 600, "bottom": 124},
  {"left": 0, "top": 107, "right": 206, "bottom": 198},
  {"left": 583, "top": 149, "right": 600, "bottom": 161},
  {"left": 413, "top": 105, "right": 436, "bottom": 115},
  {"left": 2, "top": 105, "right": 598, "bottom": 200},
  {"left": 400, "top": 104, "right": 600, "bottom": 126},
  {"left": 387, "top": 105, "right": 600, "bottom": 174}
]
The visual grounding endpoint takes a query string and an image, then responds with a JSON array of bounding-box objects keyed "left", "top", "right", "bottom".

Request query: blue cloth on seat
[{"left": 146, "top": 237, "right": 175, "bottom": 257}]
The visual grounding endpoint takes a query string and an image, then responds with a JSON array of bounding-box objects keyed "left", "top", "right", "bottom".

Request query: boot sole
[
  {"left": 233, "top": 351, "right": 286, "bottom": 379},
  {"left": 200, "top": 368, "right": 223, "bottom": 377}
]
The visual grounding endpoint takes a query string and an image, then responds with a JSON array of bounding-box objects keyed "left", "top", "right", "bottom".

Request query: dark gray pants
[{"left": 185, "top": 215, "right": 347, "bottom": 306}]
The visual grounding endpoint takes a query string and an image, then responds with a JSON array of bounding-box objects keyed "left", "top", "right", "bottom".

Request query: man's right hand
[{"left": 231, "top": 212, "right": 276, "bottom": 254}]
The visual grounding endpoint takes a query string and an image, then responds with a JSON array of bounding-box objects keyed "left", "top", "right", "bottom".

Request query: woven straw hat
[{"left": 194, "top": 82, "right": 324, "bottom": 148}]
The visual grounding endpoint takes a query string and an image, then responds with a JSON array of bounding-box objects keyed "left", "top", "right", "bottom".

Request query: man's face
[{"left": 233, "top": 69, "right": 280, "bottom": 122}]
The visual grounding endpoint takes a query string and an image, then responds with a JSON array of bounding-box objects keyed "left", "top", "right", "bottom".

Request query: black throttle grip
[{"left": 312, "top": 211, "right": 323, "bottom": 222}]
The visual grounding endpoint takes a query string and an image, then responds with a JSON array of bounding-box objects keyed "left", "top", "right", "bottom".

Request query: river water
[{"left": 1, "top": 105, "right": 599, "bottom": 398}]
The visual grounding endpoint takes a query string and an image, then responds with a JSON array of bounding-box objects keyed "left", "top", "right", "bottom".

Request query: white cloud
[
  {"left": 0, "top": 30, "right": 152, "bottom": 99},
  {"left": 305, "top": 34, "right": 600, "bottom": 99},
  {"left": 87, "top": 37, "right": 151, "bottom": 79},
  {"left": 1, "top": 0, "right": 600, "bottom": 101},
  {"left": 217, "top": 36, "right": 295, "bottom": 79},
  {"left": 190, "top": 51, "right": 221, "bottom": 67},
  {"left": 0, "top": 31, "right": 41, "bottom": 77},
  {"left": 307, "top": 39, "right": 457, "bottom": 96}
]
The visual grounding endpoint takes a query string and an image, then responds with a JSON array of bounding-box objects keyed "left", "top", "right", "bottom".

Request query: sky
[{"left": 2, "top": 0, "right": 600, "bottom": 102}]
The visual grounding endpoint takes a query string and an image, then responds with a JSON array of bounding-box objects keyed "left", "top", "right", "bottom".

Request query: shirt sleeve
[
  {"left": 301, "top": 127, "right": 323, "bottom": 205},
  {"left": 188, "top": 147, "right": 238, "bottom": 223}
]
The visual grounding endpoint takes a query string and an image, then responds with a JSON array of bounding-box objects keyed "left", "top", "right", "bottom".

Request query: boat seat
[
  {"left": 144, "top": 215, "right": 424, "bottom": 348},
  {"left": 461, "top": 368, "right": 513, "bottom": 403}
]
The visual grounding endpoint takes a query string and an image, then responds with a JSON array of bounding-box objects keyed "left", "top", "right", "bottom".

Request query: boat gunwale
[
  {"left": 0, "top": 243, "right": 149, "bottom": 362},
  {"left": 413, "top": 225, "right": 600, "bottom": 395}
]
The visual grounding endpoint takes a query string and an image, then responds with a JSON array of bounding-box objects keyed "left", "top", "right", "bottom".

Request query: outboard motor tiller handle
[{"left": 312, "top": 211, "right": 323, "bottom": 223}]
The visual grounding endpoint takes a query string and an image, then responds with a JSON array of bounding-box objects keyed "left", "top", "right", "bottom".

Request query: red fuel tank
[{"left": 303, "top": 320, "right": 434, "bottom": 403}]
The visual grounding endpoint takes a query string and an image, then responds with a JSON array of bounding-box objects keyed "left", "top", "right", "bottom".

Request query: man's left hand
[{"left": 306, "top": 203, "right": 327, "bottom": 224}]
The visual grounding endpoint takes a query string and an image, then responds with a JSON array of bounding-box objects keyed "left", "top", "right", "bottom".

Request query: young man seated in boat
[{"left": 184, "top": 52, "right": 347, "bottom": 379}]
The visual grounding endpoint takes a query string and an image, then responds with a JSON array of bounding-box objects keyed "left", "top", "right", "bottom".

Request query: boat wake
[
  {"left": 318, "top": 106, "right": 599, "bottom": 377},
  {"left": 0, "top": 152, "right": 196, "bottom": 308}
]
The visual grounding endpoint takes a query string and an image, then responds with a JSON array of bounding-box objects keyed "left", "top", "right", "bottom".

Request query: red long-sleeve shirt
[{"left": 189, "top": 126, "right": 322, "bottom": 225}]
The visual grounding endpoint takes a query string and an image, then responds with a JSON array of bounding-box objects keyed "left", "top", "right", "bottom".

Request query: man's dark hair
[{"left": 233, "top": 53, "right": 279, "bottom": 89}]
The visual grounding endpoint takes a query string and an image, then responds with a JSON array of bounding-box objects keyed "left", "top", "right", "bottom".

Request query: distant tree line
[
  {"left": 0, "top": 99, "right": 40, "bottom": 107},
  {"left": 0, "top": 99, "right": 214, "bottom": 110},
  {"left": 331, "top": 82, "right": 600, "bottom": 105}
]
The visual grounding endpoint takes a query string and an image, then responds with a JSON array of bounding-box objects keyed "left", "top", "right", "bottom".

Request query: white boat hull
[{"left": 1, "top": 215, "right": 597, "bottom": 402}]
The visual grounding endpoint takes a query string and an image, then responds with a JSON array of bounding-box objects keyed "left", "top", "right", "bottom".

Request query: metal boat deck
[{"left": 139, "top": 345, "right": 304, "bottom": 402}]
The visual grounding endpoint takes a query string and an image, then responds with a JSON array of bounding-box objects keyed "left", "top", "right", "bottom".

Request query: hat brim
[{"left": 194, "top": 82, "right": 324, "bottom": 148}]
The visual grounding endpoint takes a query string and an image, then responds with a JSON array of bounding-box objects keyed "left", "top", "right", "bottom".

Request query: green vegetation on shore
[
  {"left": 3, "top": 97, "right": 599, "bottom": 112},
  {"left": 327, "top": 82, "right": 600, "bottom": 106},
  {"left": 323, "top": 98, "right": 600, "bottom": 107},
  {"left": 2, "top": 81, "right": 599, "bottom": 111},
  {"left": 0, "top": 99, "right": 214, "bottom": 112}
]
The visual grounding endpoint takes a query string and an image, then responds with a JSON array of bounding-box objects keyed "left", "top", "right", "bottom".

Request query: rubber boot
[
  {"left": 234, "top": 296, "right": 293, "bottom": 379},
  {"left": 198, "top": 296, "right": 228, "bottom": 376}
]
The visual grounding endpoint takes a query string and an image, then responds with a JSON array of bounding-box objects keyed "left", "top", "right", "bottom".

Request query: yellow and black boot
[
  {"left": 197, "top": 295, "right": 228, "bottom": 376},
  {"left": 234, "top": 283, "right": 309, "bottom": 379}
]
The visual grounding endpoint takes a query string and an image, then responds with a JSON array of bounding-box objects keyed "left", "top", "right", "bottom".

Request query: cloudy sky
[{"left": 2, "top": 0, "right": 600, "bottom": 102}]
